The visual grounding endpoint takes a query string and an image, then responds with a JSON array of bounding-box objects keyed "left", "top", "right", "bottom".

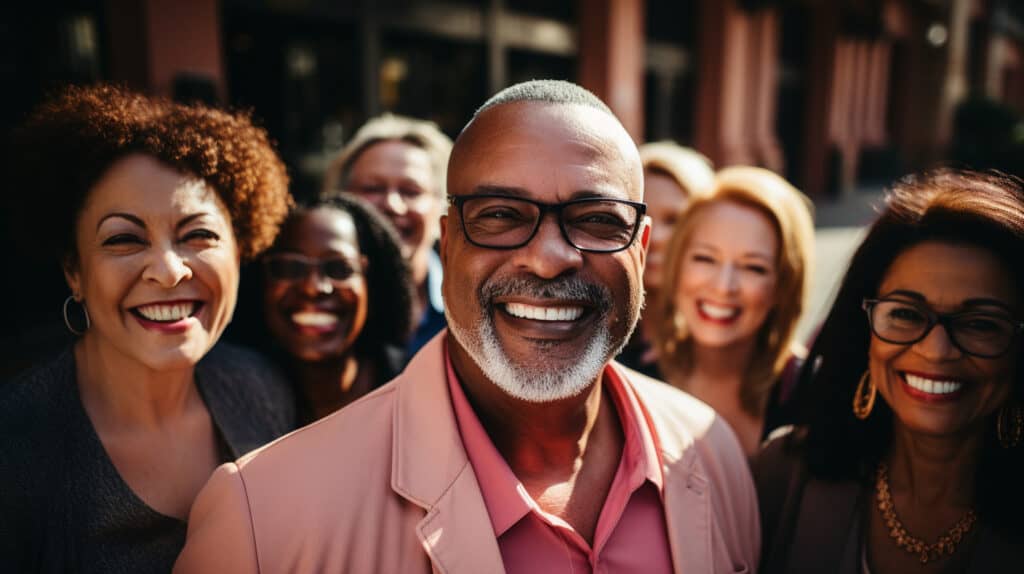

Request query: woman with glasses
[
  {"left": 649, "top": 166, "right": 815, "bottom": 455},
  {"left": 0, "top": 85, "right": 295, "bottom": 573},
  {"left": 754, "top": 169, "right": 1024, "bottom": 573},
  {"left": 261, "top": 193, "right": 415, "bottom": 423}
]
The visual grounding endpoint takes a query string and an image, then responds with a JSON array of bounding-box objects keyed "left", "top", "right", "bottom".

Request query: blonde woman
[
  {"left": 653, "top": 166, "right": 814, "bottom": 454},
  {"left": 618, "top": 141, "right": 714, "bottom": 377}
]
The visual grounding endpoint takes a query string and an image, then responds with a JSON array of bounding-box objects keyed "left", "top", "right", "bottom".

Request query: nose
[
  {"left": 508, "top": 214, "right": 583, "bottom": 279},
  {"left": 144, "top": 245, "right": 192, "bottom": 286},
  {"left": 913, "top": 323, "right": 962, "bottom": 362},
  {"left": 300, "top": 267, "right": 334, "bottom": 296},
  {"left": 714, "top": 262, "right": 740, "bottom": 294},
  {"left": 382, "top": 188, "right": 409, "bottom": 216}
]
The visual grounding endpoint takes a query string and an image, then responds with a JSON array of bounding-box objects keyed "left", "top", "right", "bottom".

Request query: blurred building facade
[{"left": 6, "top": 0, "right": 1024, "bottom": 199}]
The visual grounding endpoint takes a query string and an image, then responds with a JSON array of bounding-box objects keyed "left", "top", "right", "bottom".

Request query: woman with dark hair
[
  {"left": 754, "top": 169, "right": 1024, "bottom": 573},
  {"left": 261, "top": 192, "right": 415, "bottom": 423},
  {"left": 0, "top": 85, "right": 295, "bottom": 573}
]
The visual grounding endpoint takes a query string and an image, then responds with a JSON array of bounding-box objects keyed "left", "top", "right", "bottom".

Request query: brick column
[
  {"left": 106, "top": 0, "right": 225, "bottom": 100},
  {"left": 578, "top": 0, "right": 645, "bottom": 142},
  {"left": 694, "top": 0, "right": 783, "bottom": 171}
]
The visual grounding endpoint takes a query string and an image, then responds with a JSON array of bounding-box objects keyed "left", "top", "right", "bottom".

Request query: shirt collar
[{"left": 444, "top": 340, "right": 664, "bottom": 537}]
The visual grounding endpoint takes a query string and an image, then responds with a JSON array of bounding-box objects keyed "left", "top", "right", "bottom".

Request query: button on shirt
[{"left": 445, "top": 350, "right": 674, "bottom": 574}]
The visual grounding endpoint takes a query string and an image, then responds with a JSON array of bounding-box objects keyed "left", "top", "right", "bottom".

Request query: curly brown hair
[{"left": 9, "top": 84, "right": 291, "bottom": 262}]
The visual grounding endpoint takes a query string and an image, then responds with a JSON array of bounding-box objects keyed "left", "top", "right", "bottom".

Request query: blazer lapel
[
  {"left": 417, "top": 465, "right": 506, "bottom": 573},
  {"left": 389, "top": 332, "right": 505, "bottom": 574}
]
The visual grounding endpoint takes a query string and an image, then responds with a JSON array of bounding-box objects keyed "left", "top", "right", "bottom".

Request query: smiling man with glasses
[{"left": 175, "top": 80, "right": 759, "bottom": 574}]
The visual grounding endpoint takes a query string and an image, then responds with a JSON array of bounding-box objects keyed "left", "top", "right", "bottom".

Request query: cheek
[
  {"left": 80, "top": 256, "right": 138, "bottom": 310},
  {"left": 196, "top": 248, "right": 240, "bottom": 292},
  {"left": 675, "top": 263, "right": 708, "bottom": 300},
  {"left": 742, "top": 276, "right": 777, "bottom": 311},
  {"left": 263, "top": 282, "right": 291, "bottom": 312},
  {"left": 352, "top": 284, "right": 370, "bottom": 329},
  {"left": 867, "top": 338, "right": 905, "bottom": 392},
  {"left": 651, "top": 219, "right": 674, "bottom": 244},
  {"left": 978, "top": 356, "right": 1018, "bottom": 402}
]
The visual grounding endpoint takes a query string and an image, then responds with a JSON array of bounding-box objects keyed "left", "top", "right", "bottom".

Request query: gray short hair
[{"left": 323, "top": 113, "right": 453, "bottom": 200}]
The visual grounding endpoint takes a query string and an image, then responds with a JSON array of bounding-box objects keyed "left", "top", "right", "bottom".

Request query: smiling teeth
[
  {"left": 699, "top": 301, "right": 739, "bottom": 320},
  {"left": 905, "top": 374, "right": 963, "bottom": 395},
  {"left": 505, "top": 302, "right": 584, "bottom": 321},
  {"left": 292, "top": 311, "right": 338, "bottom": 327},
  {"left": 137, "top": 302, "right": 194, "bottom": 322}
]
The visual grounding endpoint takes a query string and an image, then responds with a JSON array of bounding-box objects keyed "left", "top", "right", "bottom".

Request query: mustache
[{"left": 479, "top": 274, "right": 611, "bottom": 310}]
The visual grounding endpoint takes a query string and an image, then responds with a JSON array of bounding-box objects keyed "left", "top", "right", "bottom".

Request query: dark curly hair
[
  {"left": 271, "top": 192, "right": 416, "bottom": 353},
  {"left": 9, "top": 84, "right": 291, "bottom": 262},
  {"left": 793, "top": 169, "right": 1024, "bottom": 535}
]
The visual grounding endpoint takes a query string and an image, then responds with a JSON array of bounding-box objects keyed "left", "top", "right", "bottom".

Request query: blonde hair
[
  {"left": 639, "top": 141, "right": 715, "bottom": 201},
  {"left": 653, "top": 166, "right": 815, "bottom": 416},
  {"left": 322, "top": 113, "right": 453, "bottom": 200}
]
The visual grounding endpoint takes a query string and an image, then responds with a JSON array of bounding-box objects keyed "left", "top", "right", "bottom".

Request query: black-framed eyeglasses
[
  {"left": 264, "top": 253, "right": 363, "bottom": 283},
  {"left": 862, "top": 297, "right": 1024, "bottom": 358},
  {"left": 448, "top": 194, "right": 647, "bottom": 253}
]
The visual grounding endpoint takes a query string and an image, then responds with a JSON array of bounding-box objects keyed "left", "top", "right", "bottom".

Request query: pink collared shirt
[{"left": 445, "top": 350, "right": 674, "bottom": 574}]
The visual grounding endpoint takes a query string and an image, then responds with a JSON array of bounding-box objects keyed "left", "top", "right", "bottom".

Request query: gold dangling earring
[
  {"left": 997, "top": 405, "right": 1023, "bottom": 448},
  {"left": 852, "top": 370, "right": 876, "bottom": 420},
  {"left": 673, "top": 311, "right": 686, "bottom": 341}
]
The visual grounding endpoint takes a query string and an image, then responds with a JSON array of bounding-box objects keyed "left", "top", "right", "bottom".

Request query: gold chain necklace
[{"left": 874, "top": 462, "right": 977, "bottom": 564}]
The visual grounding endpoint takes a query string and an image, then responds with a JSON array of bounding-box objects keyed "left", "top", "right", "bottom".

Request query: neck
[
  {"left": 679, "top": 338, "right": 765, "bottom": 454},
  {"left": 293, "top": 353, "right": 365, "bottom": 417},
  {"left": 682, "top": 338, "right": 756, "bottom": 407},
  {"left": 448, "top": 337, "right": 610, "bottom": 475},
  {"left": 886, "top": 423, "right": 982, "bottom": 509},
  {"left": 74, "top": 335, "right": 199, "bottom": 431}
]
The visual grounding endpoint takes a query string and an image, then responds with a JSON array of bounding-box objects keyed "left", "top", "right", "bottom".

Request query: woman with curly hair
[
  {"left": 0, "top": 85, "right": 295, "bottom": 573},
  {"left": 754, "top": 170, "right": 1024, "bottom": 572},
  {"left": 260, "top": 192, "right": 416, "bottom": 423},
  {"left": 651, "top": 167, "right": 814, "bottom": 454}
]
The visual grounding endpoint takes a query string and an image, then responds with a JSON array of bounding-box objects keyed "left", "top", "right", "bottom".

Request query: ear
[
  {"left": 62, "top": 256, "right": 82, "bottom": 300},
  {"left": 640, "top": 215, "right": 652, "bottom": 250},
  {"left": 637, "top": 215, "right": 652, "bottom": 265},
  {"left": 439, "top": 214, "right": 449, "bottom": 268}
]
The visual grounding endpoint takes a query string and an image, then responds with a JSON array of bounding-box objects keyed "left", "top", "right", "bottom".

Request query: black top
[{"left": 0, "top": 343, "right": 296, "bottom": 574}]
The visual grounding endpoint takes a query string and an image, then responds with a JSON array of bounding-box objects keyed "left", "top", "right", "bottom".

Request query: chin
[
  {"left": 137, "top": 347, "right": 208, "bottom": 373},
  {"left": 690, "top": 332, "right": 742, "bottom": 349}
]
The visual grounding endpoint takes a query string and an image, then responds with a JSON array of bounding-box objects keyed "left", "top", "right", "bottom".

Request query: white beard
[{"left": 446, "top": 308, "right": 614, "bottom": 403}]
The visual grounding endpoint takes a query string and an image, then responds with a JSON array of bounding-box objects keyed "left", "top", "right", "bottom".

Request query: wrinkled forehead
[{"left": 450, "top": 102, "right": 643, "bottom": 201}]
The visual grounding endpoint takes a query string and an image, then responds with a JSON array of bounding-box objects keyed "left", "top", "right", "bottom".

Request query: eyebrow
[
  {"left": 689, "top": 242, "right": 775, "bottom": 261},
  {"left": 96, "top": 212, "right": 211, "bottom": 232},
  {"left": 882, "top": 289, "right": 1014, "bottom": 312}
]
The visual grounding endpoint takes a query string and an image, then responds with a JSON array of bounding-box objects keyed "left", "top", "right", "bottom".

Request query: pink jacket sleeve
[{"left": 174, "top": 462, "right": 260, "bottom": 574}]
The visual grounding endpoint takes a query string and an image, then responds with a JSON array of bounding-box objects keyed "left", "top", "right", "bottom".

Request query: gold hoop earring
[
  {"left": 63, "top": 295, "right": 90, "bottom": 336},
  {"left": 673, "top": 311, "right": 686, "bottom": 341},
  {"left": 852, "top": 370, "right": 876, "bottom": 420},
  {"left": 997, "top": 405, "right": 1023, "bottom": 448}
]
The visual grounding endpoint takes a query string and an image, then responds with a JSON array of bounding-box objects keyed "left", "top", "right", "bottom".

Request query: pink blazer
[{"left": 174, "top": 332, "right": 760, "bottom": 573}]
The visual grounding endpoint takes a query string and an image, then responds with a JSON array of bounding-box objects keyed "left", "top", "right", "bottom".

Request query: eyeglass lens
[
  {"left": 459, "top": 196, "right": 641, "bottom": 251},
  {"left": 266, "top": 254, "right": 359, "bottom": 282},
  {"left": 868, "top": 299, "right": 1018, "bottom": 357}
]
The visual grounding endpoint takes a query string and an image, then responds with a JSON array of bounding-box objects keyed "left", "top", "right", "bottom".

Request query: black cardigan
[{"left": 0, "top": 343, "right": 296, "bottom": 574}]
